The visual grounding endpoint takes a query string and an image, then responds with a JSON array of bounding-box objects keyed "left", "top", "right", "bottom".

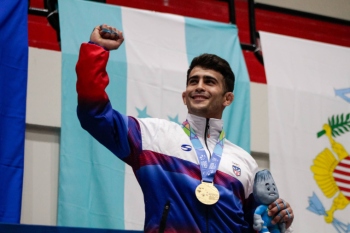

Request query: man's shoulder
[
  {"left": 223, "top": 139, "right": 258, "bottom": 167},
  {"left": 136, "top": 117, "right": 182, "bottom": 133},
  {"left": 137, "top": 117, "right": 179, "bottom": 126},
  {"left": 223, "top": 139, "right": 250, "bottom": 156}
]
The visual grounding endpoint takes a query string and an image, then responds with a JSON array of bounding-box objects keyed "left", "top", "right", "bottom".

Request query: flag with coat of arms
[{"left": 260, "top": 31, "right": 350, "bottom": 233}]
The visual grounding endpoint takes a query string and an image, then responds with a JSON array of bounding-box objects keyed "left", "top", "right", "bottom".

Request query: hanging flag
[
  {"left": 0, "top": 0, "right": 28, "bottom": 223},
  {"left": 58, "top": 0, "right": 250, "bottom": 230},
  {"left": 261, "top": 31, "right": 350, "bottom": 233}
]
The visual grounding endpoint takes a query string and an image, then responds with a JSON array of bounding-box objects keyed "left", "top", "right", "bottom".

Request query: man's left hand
[{"left": 268, "top": 198, "right": 294, "bottom": 229}]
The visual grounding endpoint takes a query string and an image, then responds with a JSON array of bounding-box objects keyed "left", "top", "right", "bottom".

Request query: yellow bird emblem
[{"left": 311, "top": 120, "right": 350, "bottom": 223}]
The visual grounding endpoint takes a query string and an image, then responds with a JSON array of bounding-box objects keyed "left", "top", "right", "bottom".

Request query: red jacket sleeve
[{"left": 76, "top": 42, "right": 110, "bottom": 109}]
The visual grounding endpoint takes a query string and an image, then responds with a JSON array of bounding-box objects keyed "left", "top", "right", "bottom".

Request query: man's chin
[
  {"left": 188, "top": 107, "right": 208, "bottom": 116},
  {"left": 189, "top": 104, "right": 206, "bottom": 110}
]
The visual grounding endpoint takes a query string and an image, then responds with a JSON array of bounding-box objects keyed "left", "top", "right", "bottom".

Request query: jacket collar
[{"left": 186, "top": 113, "right": 223, "bottom": 140}]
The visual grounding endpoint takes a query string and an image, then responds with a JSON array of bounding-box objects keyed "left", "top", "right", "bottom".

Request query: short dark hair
[{"left": 186, "top": 53, "right": 235, "bottom": 93}]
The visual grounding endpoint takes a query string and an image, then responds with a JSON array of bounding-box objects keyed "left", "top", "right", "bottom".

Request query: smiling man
[
  {"left": 183, "top": 57, "right": 234, "bottom": 119},
  {"left": 76, "top": 24, "right": 294, "bottom": 233}
]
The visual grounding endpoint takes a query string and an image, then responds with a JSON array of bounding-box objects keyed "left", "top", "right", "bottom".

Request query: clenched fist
[{"left": 90, "top": 24, "right": 124, "bottom": 51}]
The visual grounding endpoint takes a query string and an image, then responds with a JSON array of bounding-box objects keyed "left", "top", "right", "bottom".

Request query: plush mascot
[{"left": 253, "top": 169, "right": 286, "bottom": 233}]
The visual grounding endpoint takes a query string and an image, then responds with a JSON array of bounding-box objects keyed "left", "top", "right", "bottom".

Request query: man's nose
[{"left": 195, "top": 79, "right": 205, "bottom": 91}]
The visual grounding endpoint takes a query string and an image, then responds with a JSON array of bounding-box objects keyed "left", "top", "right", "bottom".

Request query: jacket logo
[
  {"left": 181, "top": 144, "right": 192, "bottom": 151},
  {"left": 232, "top": 164, "right": 241, "bottom": 176}
]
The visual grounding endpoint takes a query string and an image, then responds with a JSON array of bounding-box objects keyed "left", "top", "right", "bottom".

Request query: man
[{"left": 76, "top": 24, "right": 294, "bottom": 232}]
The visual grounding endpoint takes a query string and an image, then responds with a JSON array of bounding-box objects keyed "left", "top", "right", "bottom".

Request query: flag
[
  {"left": 58, "top": 0, "right": 250, "bottom": 230},
  {"left": 261, "top": 31, "right": 350, "bottom": 232},
  {"left": 0, "top": 0, "right": 28, "bottom": 223}
]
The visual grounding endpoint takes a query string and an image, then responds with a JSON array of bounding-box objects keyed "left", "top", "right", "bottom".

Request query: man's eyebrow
[
  {"left": 189, "top": 75, "right": 217, "bottom": 79},
  {"left": 204, "top": 75, "right": 217, "bottom": 80},
  {"left": 202, "top": 75, "right": 219, "bottom": 83}
]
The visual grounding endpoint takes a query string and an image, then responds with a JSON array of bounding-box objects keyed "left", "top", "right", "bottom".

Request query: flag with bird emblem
[{"left": 261, "top": 31, "right": 350, "bottom": 233}]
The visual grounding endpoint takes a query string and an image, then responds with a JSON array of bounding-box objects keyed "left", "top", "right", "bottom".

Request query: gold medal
[{"left": 195, "top": 182, "right": 220, "bottom": 205}]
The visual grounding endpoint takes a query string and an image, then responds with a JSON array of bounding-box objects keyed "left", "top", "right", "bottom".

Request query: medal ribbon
[{"left": 182, "top": 120, "right": 225, "bottom": 183}]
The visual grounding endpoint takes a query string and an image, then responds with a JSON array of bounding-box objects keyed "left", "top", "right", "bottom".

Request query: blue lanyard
[{"left": 182, "top": 120, "right": 225, "bottom": 183}]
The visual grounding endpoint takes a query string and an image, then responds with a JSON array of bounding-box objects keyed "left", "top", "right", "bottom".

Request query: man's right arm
[
  {"left": 76, "top": 42, "right": 110, "bottom": 111},
  {"left": 76, "top": 24, "right": 124, "bottom": 110},
  {"left": 76, "top": 25, "right": 132, "bottom": 158}
]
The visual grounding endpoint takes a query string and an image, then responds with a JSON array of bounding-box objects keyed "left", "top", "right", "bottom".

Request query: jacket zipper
[
  {"left": 204, "top": 118, "right": 211, "bottom": 157},
  {"left": 159, "top": 201, "right": 171, "bottom": 233},
  {"left": 204, "top": 118, "right": 211, "bottom": 232}
]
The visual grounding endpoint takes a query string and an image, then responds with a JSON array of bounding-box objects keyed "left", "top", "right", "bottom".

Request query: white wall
[
  {"left": 26, "top": 48, "right": 61, "bottom": 127},
  {"left": 22, "top": 125, "right": 60, "bottom": 225},
  {"left": 21, "top": 48, "right": 62, "bottom": 225},
  {"left": 21, "top": 47, "right": 269, "bottom": 226}
]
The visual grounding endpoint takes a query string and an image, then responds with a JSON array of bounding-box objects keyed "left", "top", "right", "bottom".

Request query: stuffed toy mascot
[{"left": 253, "top": 169, "right": 286, "bottom": 233}]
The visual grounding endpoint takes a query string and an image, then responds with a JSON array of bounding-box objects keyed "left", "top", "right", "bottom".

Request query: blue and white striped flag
[{"left": 58, "top": 0, "right": 250, "bottom": 230}]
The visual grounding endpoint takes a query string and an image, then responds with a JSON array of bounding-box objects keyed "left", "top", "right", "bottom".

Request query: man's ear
[
  {"left": 223, "top": 92, "right": 234, "bottom": 107},
  {"left": 182, "top": 92, "right": 187, "bottom": 105}
]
